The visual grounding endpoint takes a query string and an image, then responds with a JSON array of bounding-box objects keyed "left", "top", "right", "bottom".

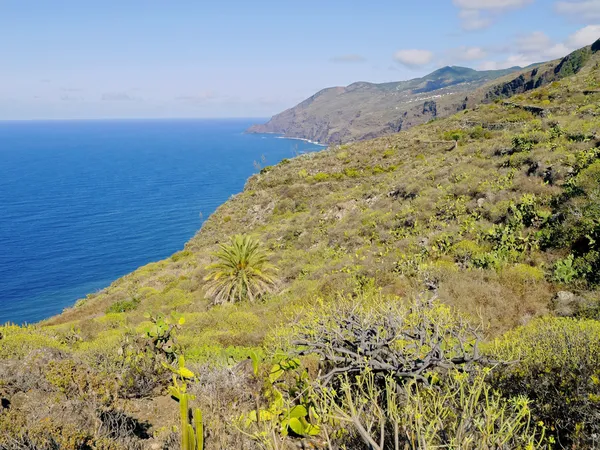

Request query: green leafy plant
[
  {"left": 204, "top": 234, "right": 278, "bottom": 304},
  {"left": 144, "top": 312, "right": 185, "bottom": 362},
  {"left": 553, "top": 254, "right": 578, "bottom": 283},
  {"left": 237, "top": 353, "right": 321, "bottom": 447}
]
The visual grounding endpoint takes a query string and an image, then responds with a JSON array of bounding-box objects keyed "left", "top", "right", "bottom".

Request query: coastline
[
  {"left": 2, "top": 119, "right": 324, "bottom": 325},
  {"left": 274, "top": 135, "right": 325, "bottom": 146},
  {"left": 249, "top": 130, "right": 325, "bottom": 146}
]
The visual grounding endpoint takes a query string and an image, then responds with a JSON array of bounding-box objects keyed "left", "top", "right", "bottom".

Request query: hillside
[
  {"left": 247, "top": 47, "right": 595, "bottom": 145},
  {"left": 246, "top": 66, "right": 522, "bottom": 144},
  {"left": 1, "top": 40, "right": 600, "bottom": 449}
]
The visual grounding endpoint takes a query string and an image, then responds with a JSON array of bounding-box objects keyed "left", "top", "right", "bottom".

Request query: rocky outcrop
[
  {"left": 485, "top": 42, "right": 599, "bottom": 103},
  {"left": 247, "top": 66, "right": 524, "bottom": 144}
]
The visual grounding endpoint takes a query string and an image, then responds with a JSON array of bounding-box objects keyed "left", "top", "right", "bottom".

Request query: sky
[{"left": 0, "top": 0, "right": 598, "bottom": 119}]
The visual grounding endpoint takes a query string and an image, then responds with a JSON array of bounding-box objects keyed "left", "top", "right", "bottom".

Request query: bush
[
  {"left": 315, "top": 367, "right": 544, "bottom": 449},
  {"left": 443, "top": 129, "right": 465, "bottom": 141},
  {"left": 105, "top": 298, "right": 140, "bottom": 314},
  {"left": 552, "top": 255, "right": 578, "bottom": 283},
  {"left": 488, "top": 317, "right": 600, "bottom": 447}
]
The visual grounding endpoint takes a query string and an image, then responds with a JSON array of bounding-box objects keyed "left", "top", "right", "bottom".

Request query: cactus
[
  {"left": 167, "top": 356, "right": 204, "bottom": 450},
  {"left": 143, "top": 312, "right": 184, "bottom": 362}
]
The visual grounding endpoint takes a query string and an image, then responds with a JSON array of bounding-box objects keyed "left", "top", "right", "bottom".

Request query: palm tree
[{"left": 204, "top": 234, "right": 278, "bottom": 304}]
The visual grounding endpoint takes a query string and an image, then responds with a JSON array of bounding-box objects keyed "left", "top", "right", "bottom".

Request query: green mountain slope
[
  {"left": 248, "top": 46, "right": 596, "bottom": 145},
  {"left": 1, "top": 40, "right": 600, "bottom": 448},
  {"left": 247, "top": 65, "right": 523, "bottom": 144}
]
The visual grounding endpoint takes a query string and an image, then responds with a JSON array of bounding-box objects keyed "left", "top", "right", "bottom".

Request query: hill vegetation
[
  {"left": 247, "top": 65, "right": 524, "bottom": 144},
  {"left": 1, "top": 40, "right": 600, "bottom": 449},
  {"left": 248, "top": 44, "right": 597, "bottom": 145}
]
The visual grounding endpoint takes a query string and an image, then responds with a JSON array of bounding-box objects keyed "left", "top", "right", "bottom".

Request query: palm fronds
[{"left": 204, "top": 234, "right": 278, "bottom": 304}]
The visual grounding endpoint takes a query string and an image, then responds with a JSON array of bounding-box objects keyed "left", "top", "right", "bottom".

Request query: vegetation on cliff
[{"left": 1, "top": 40, "right": 600, "bottom": 449}]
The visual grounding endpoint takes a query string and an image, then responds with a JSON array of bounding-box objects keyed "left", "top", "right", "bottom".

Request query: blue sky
[{"left": 0, "top": 0, "right": 598, "bottom": 119}]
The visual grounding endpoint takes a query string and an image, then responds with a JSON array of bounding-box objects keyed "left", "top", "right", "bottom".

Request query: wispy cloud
[
  {"left": 174, "top": 91, "right": 218, "bottom": 103},
  {"left": 555, "top": 1, "right": 600, "bottom": 22},
  {"left": 330, "top": 54, "right": 367, "bottom": 63},
  {"left": 450, "top": 46, "right": 488, "bottom": 61},
  {"left": 566, "top": 25, "right": 600, "bottom": 47},
  {"left": 393, "top": 49, "right": 434, "bottom": 68},
  {"left": 60, "top": 94, "right": 83, "bottom": 101},
  {"left": 101, "top": 92, "right": 140, "bottom": 101},
  {"left": 453, "top": 0, "right": 533, "bottom": 30},
  {"left": 478, "top": 26, "right": 597, "bottom": 70}
]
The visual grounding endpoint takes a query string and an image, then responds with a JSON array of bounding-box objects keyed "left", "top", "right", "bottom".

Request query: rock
[
  {"left": 422, "top": 100, "right": 437, "bottom": 117},
  {"left": 552, "top": 291, "right": 585, "bottom": 317},
  {"left": 477, "top": 198, "right": 486, "bottom": 208}
]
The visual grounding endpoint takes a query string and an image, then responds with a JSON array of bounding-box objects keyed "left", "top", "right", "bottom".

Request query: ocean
[{"left": 0, "top": 119, "right": 324, "bottom": 324}]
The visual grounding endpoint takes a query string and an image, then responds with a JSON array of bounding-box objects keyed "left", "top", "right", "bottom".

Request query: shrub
[
  {"left": 289, "top": 295, "right": 484, "bottom": 387},
  {"left": 270, "top": 295, "right": 545, "bottom": 449},
  {"left": 171, "top": 250, "right": 193, "bottom": 262},
  {"left": 552, "top": 254, "right": 578, "bottom": 283},
  {"left": 343, "top": 167, "right": 360, "bottom": 178},
  {"left": 443, "top": 129, "right": 465, "bottom": 141},
  {"left": 315, "top": 367, "right": 544, "bottom": 449},
  {"left": 312, "top": 172, "right": 330, "bottom": 182},
  {"left": 105, "top": 298, "right": 140, "bottom": 314},
  {"left": 488, "top": 317, "right": 600, "bottom": 447}
]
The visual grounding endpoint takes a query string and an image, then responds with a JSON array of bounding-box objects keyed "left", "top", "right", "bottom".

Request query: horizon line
[{"left": 0, "top": 117, "right": 270, "bottom": 123}]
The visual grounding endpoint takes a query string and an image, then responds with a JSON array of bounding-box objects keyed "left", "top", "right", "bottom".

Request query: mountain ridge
[{"left": 246, "top": 56, "right": 579, "bottom": 144}]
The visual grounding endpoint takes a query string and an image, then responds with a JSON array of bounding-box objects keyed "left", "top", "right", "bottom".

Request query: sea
[{"left": 0, "top": 119, "right": 324, "bottom": 324}]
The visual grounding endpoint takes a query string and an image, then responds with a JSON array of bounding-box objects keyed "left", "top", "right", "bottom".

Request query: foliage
[
  {"left": 2, "top": 41, "right": 600, "bottom": 449},
  {"left": 488, "top": 317, "right": 600, "bottom": 447},
  {"left": 237, "top": 353, "right": 321, "bottom": 447},
  {"left": 105, "top": 297, "right": 140, "bottom": 314},
  {"left": 552, "top": 254, "right": 578, "bottom": 283},
  {"left": 204, "top": 234, "right": 278, "bottom": 304},
  {"left": 315, "top": 368, "right": 544, "bottom": 449},
  {"left": 143, "top": 312, "right": 184, "bottom": 362}
]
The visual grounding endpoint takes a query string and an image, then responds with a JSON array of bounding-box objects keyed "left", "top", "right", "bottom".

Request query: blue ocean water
[{"left": 0, "top": 119, "right": 323, "bottom": 324}]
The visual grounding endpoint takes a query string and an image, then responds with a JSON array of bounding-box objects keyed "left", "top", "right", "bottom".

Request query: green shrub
[
  {"left": 312, "top": 172, "right": 330, "bottom": 182},
  {"left": 552, "top": 255, "right": 578, "bottom": 283},
  {"left": 171, "top": 250, "right": 193, "bottom": 262},
  {"left": 105, "top": 298, "right": 140, "bottom": 314},
  {"left": 488, "top": 317, "right": 600, "bottom": 447},
  {"left": 443, "top": 129, "right": 465, "bottom": 141},
  {"left": 343, "top": 167, "right": 360, "bottom": 178}
]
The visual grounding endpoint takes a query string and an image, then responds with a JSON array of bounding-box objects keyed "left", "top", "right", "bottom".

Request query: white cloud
[
  {"left": 478, "top": 61, "right": 501, "bottom": 70},
  {"left": 454, "top": 0, "right": 533, "bottom": 9},
  {"left": 565, "top": 24, "right": 600, "bottom": 47},
  {"left": 453, "top": 0, "right": 533, "bottom": 30},
  {"left": 101, "top": 92, "right": 140, "bottom": 102},
  {"left": 555, "top": 1, "right": 600, "bottom": 22},
  {"left": 393, "top": 49, "right": 434, "bottom": 67},
  {"left": 459, "top": 10, "right": 493, "bottom": 30},
  {"left": 478, "top": 54, "right": 536, "bottom": 70},
  {"left": 453, "top": 46, "right": 488, "bottom": 60},
  {"left": 515, "top": 31, "right": 553, "bottom": 53},
  {"left": 330, "top": 54, "right": 367, "bottom": 63},
  {"left": 515, "top": 31, "right": 572, "bottom": 59},
  {"left": 175, "top": 91, "right": 218, "bottom": 103},
  {"left": 479, "top": 25, "right": 598, "bottom": 71}
]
